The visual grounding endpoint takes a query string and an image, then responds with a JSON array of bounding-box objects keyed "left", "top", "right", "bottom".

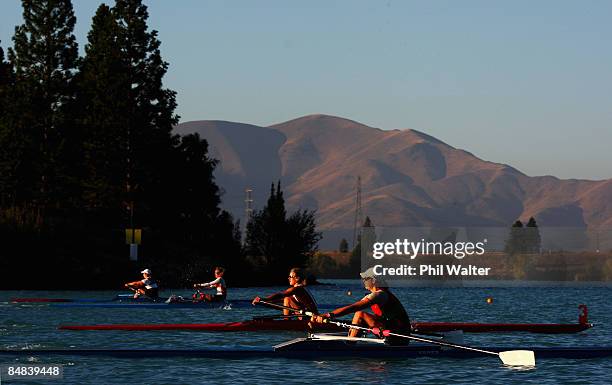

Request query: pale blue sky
[{"left": 2, "top": 0, "right": 611, "bottom": 180}]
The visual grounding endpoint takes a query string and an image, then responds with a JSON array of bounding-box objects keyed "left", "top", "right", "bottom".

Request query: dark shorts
[
  {"left": 378, "top": 317, "right": 412, "bottom": 346},
  {"left": 144, "top": 289, "right": 159, "bottom": 299}
]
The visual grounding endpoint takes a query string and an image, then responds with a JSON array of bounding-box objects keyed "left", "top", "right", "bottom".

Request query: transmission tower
[{"left": 352, "top": 176, "right": 363, "bottom": 248}]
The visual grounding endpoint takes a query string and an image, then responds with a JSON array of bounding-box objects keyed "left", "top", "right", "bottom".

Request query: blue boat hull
[{"left": 1, "top": 346, "right": 610, "bottom": 360}]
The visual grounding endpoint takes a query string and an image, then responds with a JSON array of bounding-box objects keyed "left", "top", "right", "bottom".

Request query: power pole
[{"left": 352, "top": 176, "right": 363, "bottom": 249}]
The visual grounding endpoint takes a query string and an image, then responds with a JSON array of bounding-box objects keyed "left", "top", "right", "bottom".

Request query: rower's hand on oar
[
  {"left": 308, "top": 313, "right": 332, "bottom": 330},
  {"left": 252, "top": 296, "right": 261, "bottom": 306},
  {"left": 310, "top": 313, "right": 332, "bottom": 324}
]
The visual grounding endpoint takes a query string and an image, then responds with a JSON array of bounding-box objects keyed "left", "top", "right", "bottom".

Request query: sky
[{"left": 1, "top": 0, "right": 611, "bottom": 180}]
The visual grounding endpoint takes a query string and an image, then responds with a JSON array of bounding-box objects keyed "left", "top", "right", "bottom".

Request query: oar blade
[{"left": 499, "top": 350, "right": 536, "bottom": 367}]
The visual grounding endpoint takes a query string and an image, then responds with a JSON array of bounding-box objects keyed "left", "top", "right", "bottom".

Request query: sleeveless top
[
  {"left": 365, "top": 289, "right": 410, "bottom": 329},
  {"left": 291, "top": 285, "right": 318, "bottom": 313}
]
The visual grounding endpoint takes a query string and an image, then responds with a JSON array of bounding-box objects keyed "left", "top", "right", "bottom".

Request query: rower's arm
[
  {"left": 330, "top": 298, "right": 371, "bottom": 318},
  {"left": 263, "top": 287, "right": 295, "bottom": 302},
  {"left": 196, "top": 277, "right": 221, "bottom": 288},
  {"left": 125, "top": 280, "right": 144, "bottom": 288}
]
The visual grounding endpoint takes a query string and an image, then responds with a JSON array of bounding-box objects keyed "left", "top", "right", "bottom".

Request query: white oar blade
[{"left": 499, "top": 350, "right": 536, "bottom": 367}]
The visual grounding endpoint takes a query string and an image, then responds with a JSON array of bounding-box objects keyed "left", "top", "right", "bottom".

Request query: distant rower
[
  {"left": 193, "top": 267, "right": 227, "bottom": 302},
  {"left": 252, "top": 268, "right": 318, "bottom": 315},
  {"left": 125, "top": 269, "right": 159, "bottom": 299},
  {"left": 311, "top": 268, "right": 411, "bottom": 344}
]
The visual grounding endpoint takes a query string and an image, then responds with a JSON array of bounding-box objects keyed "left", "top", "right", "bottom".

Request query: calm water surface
[{"left": 1, "top": 281, "right": 611, "bottom": 384}]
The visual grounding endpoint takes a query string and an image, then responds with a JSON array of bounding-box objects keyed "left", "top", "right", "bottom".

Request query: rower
[
  {"left": 124, "top": 269, "right": 159, "bottom": 299},
  {"left": 252, "top": 268, "right": 318, "bottom": 315},
  {"left": 193, "top": 266, "right": 227, "bottom": 302},
  {"left": 311, "top": 268, "right": 411, "bottom": 344}
]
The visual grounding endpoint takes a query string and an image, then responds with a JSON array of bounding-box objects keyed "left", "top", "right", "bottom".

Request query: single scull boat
[{"left": 1, "top": 337, "right": 610, "bottom": 361}]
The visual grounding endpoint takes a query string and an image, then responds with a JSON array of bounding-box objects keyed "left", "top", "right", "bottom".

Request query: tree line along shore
[{"left": 0, "top": 0, "right": 318, "bottom": 289}]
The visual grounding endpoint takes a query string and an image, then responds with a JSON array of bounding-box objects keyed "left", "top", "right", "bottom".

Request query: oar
[
  {"left": 255, "top": 300, "right": 316, "bottom": 316},
  {"left": 328, "top": 320, "right": 535, "bottom": 367},
  {"left": 126, "top": 286, "right": 138, "bottom": 295},
  {"left": 252, "top": 314, "right": 304, "bottom": 321}
]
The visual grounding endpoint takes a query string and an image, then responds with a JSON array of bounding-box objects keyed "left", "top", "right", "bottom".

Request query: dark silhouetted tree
[
  {"left": 5, "top": 0, "right": 80, "bottom": 222},
  {"left": 75, "top": 4, "right": 129, "bottom": 215},
  {"left": 245, "top": 181, "right": 321, "bottom": 282},
  {"left": 525, "top": 217, "right": 541, "bottom": 253},
  {"left": 0, "top": 41, "right": 18, "bottom": 208},
  {"left": 505, "top": 220, "right": 525, "bottom": 255},
  {"left": 339, "top": 238, "right": 349, "bottom": 253}
]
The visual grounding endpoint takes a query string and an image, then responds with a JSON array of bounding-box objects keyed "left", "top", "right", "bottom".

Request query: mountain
[{"left": 174, "top": 115, "right": 612, "bottom": 248}]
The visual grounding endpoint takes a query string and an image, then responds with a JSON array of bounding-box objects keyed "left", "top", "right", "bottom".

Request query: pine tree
[
  {"left": 76, "top": 4, "right": 130, "bottom": 215},
  {"left": 339, "top": 238, "right": 349, "bottom": 253},
  {"left": 0, "top": 42, "right": 12, "bottom": 110},
  {"left": 111, "top": 0, "right": 179, "bottom": 229},
  {"left": 7, "top": 0, "right": 80, "bottom": 220},
  {"left": 505, "top": 220, "right": 525, "bottom": 255},
  {"left": 525, "top": 217, "right": 541, "bottom": 253},
  {"left": 245, "top": 181, "right": 321, "bottom": 281},
  {"left": 0, "top": 41, "right": 17, "bottom": 208},
  {"left": 167, "top": 133, "right": 221, "bottom": 238},
  {"left": 245, "top": 182, "right": 286, "bottom": 266}
]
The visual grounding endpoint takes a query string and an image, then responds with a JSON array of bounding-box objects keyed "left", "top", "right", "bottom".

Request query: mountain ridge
[{"left": 174, "top": 114, "right": 612, "bottom": 245}]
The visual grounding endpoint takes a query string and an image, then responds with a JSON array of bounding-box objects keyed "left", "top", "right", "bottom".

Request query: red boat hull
[{"left": 60, "top": 319, "right": 593, "bottom": 333}]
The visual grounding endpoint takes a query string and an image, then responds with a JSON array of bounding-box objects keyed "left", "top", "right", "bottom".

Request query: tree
[
  {"left": 0, "top": 41, "right": 17, "bottom": 208},
  {"left": 1, "top": 0, "right": 240, "bottom": 289},
  {"left": 505, "top": 218, "right": 541, "bottom": 255},
  {"left": 111, "top": 0, "right": 179, "bottom": 230},
  {"left": 286, "top": 209, "right": 321, "bottom": 265},
  {"left": 162, "top": 133, "right": 222, "bottom": 244},
  {"left": 339, "top": 238, "right": 349, "bottom": 253},
  {"left": 245, "top": 182, "right": 287, "bottom": 266},
  {"left": 7, "top": 0, "right": 80, "bottom": 220},
  {"left": 245, "top": 181, "right": 321, "bottom": 282},
  {"left": 505, "top": 220, "right": 525, "bottom": 255},
  {"left": 525, "top": 217, "right": 541, "bottom": 253},
  {"left": 75, "top": 4, "right": 130, "bottom": 214}
]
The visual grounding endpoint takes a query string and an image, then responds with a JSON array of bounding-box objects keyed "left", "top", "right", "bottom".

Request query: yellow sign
[{"left": 125, "top": 229, "right": 142, "bottom": 245}]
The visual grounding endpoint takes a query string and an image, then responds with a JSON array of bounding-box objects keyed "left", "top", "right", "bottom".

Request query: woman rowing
[
  {"left": 193, "top": 266, "right": 227, "bottom": 302},
  {"left": 311, "top": 268, "right": 411, "bottom": 344},
  {"left": 252, "top": 268, "right": 318, "bottom": 315},
  {"left": 124, "top": 268, "right": 159, "bottom": 299}
]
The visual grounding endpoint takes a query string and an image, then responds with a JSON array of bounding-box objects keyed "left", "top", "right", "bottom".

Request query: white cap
[
  {"left": 360, "top": 267, "right": 386, "bottom": 287},
  {"left": 141, "top": 269, "right": 151, "bottom": 275},
  {"left": 359, "top": 267, "right": 377, "bottom": 279}
]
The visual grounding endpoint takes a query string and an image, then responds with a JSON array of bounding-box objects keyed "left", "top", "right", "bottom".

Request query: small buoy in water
[
  {"left": 347, "top": 290, "right": 352, "bottom": 296},
  {"left": 486, "top": 297, "right": 493, "bottom": 304}
]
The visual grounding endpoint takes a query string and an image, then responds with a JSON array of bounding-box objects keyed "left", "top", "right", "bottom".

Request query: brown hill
[{"left": 175, "top": 115, "right": 612, "bottom": 247}]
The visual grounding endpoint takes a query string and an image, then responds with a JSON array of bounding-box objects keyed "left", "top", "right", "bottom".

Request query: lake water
[{"left": 1, "top": 281, "right": 611, "bottom": 384}]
